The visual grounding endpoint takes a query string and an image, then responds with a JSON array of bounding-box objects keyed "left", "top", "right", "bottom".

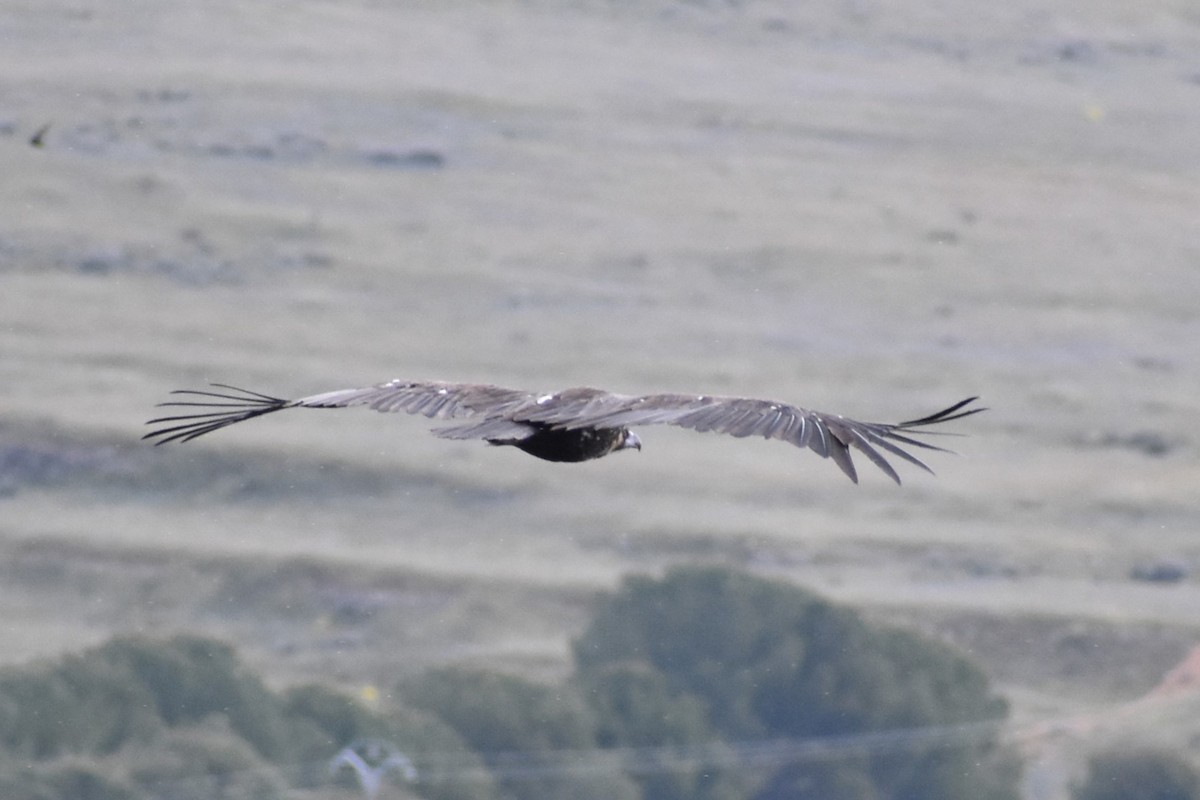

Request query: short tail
[{"left": 143, "top": 384, "right": 292, "bottom": 445}]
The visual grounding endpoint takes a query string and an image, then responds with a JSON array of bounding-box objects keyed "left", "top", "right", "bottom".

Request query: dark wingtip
[
  {"left": 897, "top": 397, "right": 985, "bottom": 429},
  {"left": 836, "top": 397, "right": 983, "bottom": 485},
  {"left": 143, "top": 383, "right": 290, "bottom": 444}
]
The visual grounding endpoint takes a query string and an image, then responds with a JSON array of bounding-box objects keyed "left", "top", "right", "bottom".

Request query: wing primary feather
[
  {"left": 854, "top": 429, "right": 936, "bottom": 473},
  {"left": 826, "top": 439, "right": 858, "bottom": 484},
  {"left": 143, "top": 384, "right": 293, "bottom": 445},
  {"left": 806, "top": 419, "right": 831, "bottom": 457},
  {"left": 897, "top": 397, "right": 984, "bottom": 428},
  {"left": 846, "top": 430, "right": 904, "bottom": 485},
  {"left": 871, "top": 430, "right": 953, "bottom": 452},
  {"left": 206, "top": 383, "right": 289, "bottom": 403}
]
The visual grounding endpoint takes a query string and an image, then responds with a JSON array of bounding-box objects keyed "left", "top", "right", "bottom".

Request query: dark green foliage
[
  {"left": 378, "top": 709, "right": 500, "bottom": 800},
  {"left": 575, "top": 567, "right": 1007, "bottom": 737},
  {"left": 0, "top": 636, "right": 295, "bottom": 761},
  {"left": 577, "top": 662, "right": 712, "bottom": 748},
  {"left": 1075, "top": 748, "right": 1200, "bottom": 800},
  {"left": 403, "top": 667, "right": 598, "bottom": 754},
  {"left": 575, "top": 567, "right": 812, "bottom": 737},
  {"left": 756, "top": 758, "right": 880, "bottom": 800},
  {"left": 402, "top": 666, "right": 639, "bottom": 800},
  {"left": 284, "top": 683, "right": 374, "bottom": 741},
  {"left": 281, "top": 683, "right": 390, "bottom": 761},
  {"left": 576, "top": 663, "right": 744, "bottom": 800},
  {"left": 91, "top": 636, "right": 294, "bottom": 761},
  {"left": 0, "top": 649, "right": 162, "bottom": 759},
  {"left": 285, "top": 684, "right": 497, "bottom": 800},
  {"left": 0, "top": 636, "right": 296, "bottom": 799},
  {"left": 572, "top": 566, "right": 1018, "bottom": 800},
  {"left": 0, "top": 761, "right": 136, "bottom": 800},
  {"left": 123, "top": 718, "right": 287, "bottom": 800}
]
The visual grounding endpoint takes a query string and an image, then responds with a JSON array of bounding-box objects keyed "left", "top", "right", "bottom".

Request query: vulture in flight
[{"left": 144, "top": 380, "right": 982, "bottom": 484}]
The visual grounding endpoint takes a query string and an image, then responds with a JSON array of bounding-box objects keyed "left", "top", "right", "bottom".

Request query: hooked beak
[{"left": 624, "top": 431, "right": 642, "bottom": 452}]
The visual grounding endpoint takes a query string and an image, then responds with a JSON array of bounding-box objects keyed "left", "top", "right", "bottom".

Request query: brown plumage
[{"left": 143, "top": 380, "right": 984, "bottom": 484}]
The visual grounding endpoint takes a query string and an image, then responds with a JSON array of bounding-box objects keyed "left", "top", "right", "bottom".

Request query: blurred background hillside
[{"left": 2, "top": 1, "right": 1199, "bottom": 798}]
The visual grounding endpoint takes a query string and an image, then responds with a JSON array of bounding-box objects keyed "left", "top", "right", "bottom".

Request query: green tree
[
  {"left": 0, "top": 653, "right": 162, "bottom": 759},
  {"left": 123, "top": 717, "right": 287, "bottom": 800},
  {"left": 578, "top": 662, "right": 711, "bottom": 749},
  {"left": 575, "top": 662, "right": 743, "bottom": 800},
  {"left": 1075, "top": 748, "right": 1200, "bottom": 800},
  {"left": 285, "top": 684, "right": 498, "bottom": 800},
  {"left": 404, "top": 667, "right": 597, "bottom": 754},
  {"left": 94, "top": 636, "right": 295, "bottom": 762},
  {"left": 0, "top": 760, "right": 136, "bottom": 800},
  {"left": 755, "top": 758, "right": 879, "bottom": 800},
  {"left": 402, "top": 666, "right": 638, "bottom": 800},
  {"left": 282, "top": 683, "right": 390, "bottom": 759},
  {"left": 573, "top": 566, "right": 1018, "bottom": 800}
]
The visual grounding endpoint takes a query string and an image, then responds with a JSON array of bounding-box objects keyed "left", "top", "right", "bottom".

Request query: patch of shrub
[
  {"left": 1075, "top": 747, "right": 1200, "bottom": 800},
  {"left": 123, "top": 717, "right": 287, "bottom": 800},
  {"left": 575, "top": 662, "right": 743, "bottom": 800},
  {"left": 93, "top": 636, "right": 295, "bottom": 762},
  {"left": 0, "top": 759, "right": 135, "bottom": 800},
  {"left": 402, "top": 666, "right": 639, "bottom": 800},
  {"left": 284, "top": 684, "right": 496, "bottom": 800},
  {"left": 0, "top": 652, "right": 161, "bottom": 759},
  {"left": 577, "top": 662, "right": 712, "bottom": 749},
  {"left": 572, "top": 566, "right": 1018, "bottom": 800},
  {"left": 0, "top": 636, "right": 497, "bottom": 800},
  {"left": 403, "top": 667, "right": 597, "bottom": 754}
]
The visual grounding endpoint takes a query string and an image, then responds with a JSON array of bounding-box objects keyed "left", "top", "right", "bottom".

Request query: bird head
[{"left": 621, "top": 430, "right": 642, "bottom": 452}]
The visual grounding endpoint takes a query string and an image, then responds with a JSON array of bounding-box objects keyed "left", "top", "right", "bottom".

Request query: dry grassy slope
[{"left": 2, "top": 1, "right": 1199, "bottom": 792}]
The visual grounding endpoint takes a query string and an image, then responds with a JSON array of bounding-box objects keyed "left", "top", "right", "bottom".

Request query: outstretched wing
[
  {"left": 144, "top": 380, "right": 983, "bottom": 485},
  {"left": 507, "top": 391, "right": 984, "bottom": 484},
  {"left": 143, "top": 380, "right": 536, "bottom": 445}
]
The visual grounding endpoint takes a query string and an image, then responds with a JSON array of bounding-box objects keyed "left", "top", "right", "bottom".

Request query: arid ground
[{"left": 2, "top": 2, "right": 1199, "bottom": 797}]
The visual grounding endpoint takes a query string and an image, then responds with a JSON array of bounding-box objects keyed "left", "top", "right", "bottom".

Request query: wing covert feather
[{"left": 297, "top": 381, "right": 534, "bottom": 419}]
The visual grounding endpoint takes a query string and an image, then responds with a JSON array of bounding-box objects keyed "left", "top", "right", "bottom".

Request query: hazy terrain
[{"left": 2, "top": 1, "right": 1199, "bottom": 797}]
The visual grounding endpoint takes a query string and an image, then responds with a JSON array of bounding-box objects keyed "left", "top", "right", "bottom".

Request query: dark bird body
[
  {"left": 144, "top": 380, "right": 983, "bottom": 484},
  {"left": 486, "top": 423, "right": 639, "bottom": 463}
]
